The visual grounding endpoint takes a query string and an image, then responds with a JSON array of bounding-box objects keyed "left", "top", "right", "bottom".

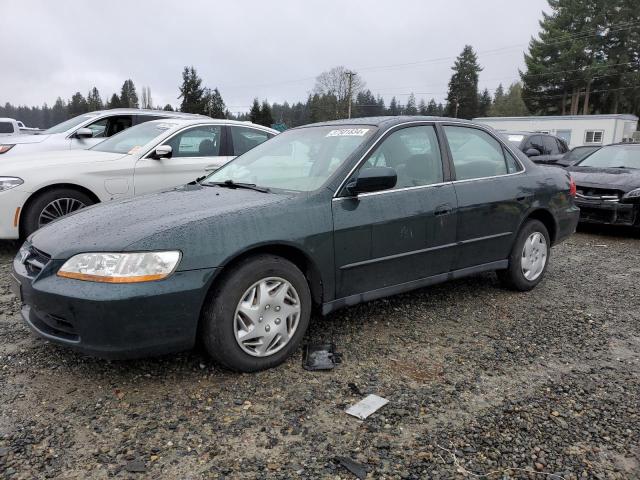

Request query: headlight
[
  {"left": 623, "top": 188, "right": 640, "bottom": 200},
  {"left": 57, "top": 251, "right": 181, "bottom": 283},
  {"left": 0, "top": 145, "right": 15, "bottom": 154},
  {"left": 0, "top": 177, "right": 23, "bottom": 191}
]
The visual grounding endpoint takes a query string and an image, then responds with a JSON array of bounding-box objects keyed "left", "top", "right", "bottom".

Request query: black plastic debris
[
  {"left": 303, "top": 343, "right": 342, "bottom": 371},
  {"left": 335, "top": 456, "right": 368, "bottom": 479}
]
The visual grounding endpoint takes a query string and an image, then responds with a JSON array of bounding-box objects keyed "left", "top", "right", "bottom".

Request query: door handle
[{"left": 434, "top": 203, "right": 453, "bottom": 216}]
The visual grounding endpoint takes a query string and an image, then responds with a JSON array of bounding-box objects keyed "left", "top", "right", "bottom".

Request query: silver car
[{"left": 0, "top": 108, "right": 208, "bottom": 157}]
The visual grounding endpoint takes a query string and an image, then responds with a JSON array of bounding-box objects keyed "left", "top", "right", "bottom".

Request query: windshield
[
  {"left": 578, "top": 145, "right": 640, "bottom": 169},
  {"left": 501, "top": 133, "right": 524, "bottom": 149},
  {"left": 564, "top": 146, "right": 600, "bottom": 162},
  {"left": 204, "top": 125, "right": 376, "bottom": 192},
  {"left": 90, "top": 121, "right": 175, "bottom": 154},
  {"left": 41, "top": 114, "right": 99, "bottom": 134}
]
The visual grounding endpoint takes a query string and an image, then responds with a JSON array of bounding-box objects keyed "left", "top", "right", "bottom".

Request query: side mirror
[
  {"left": 75, "top": 128, "right": 93, "bottom": 139},
  {"left": 345, "top": 167, "right": 397, "bottom": 195},
  {"left": 525, "top": 148, "right": 541, "bottom": 157},
  {"left": 153, "top": 145, "right": 172, "bottom": 159}
]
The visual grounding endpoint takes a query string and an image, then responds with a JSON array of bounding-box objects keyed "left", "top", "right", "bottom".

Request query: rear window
[{"left": 0, "top": 122, "right": 15, "bottom": 134}]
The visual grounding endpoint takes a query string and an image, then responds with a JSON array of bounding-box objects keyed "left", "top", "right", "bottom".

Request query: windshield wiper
[{"left": 208, "top": 179, "right": 270, "bottom": 193}]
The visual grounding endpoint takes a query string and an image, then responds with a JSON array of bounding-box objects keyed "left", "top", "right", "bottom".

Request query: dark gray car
[
  {"left": 11, "top": 117, "right": 580, "bottom": 372},
  {"left": 501, "top": 131, "right": 569, "bottom": 165}
]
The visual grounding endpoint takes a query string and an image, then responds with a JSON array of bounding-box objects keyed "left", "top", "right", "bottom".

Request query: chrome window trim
[
  {"left": 333, "top": 120, "right": 527, "bottom": 199},
  {"left": 332, "top": 181, "right": 453, "bottom": 201}
]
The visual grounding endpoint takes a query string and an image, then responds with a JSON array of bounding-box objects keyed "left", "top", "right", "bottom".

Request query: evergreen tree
[
  {"left": 163, "top": 104, "right": 174, "bottom": 111},
  {"left": 68, "top": 92, "right": 88, "bottom": 116},
  {"left": 107, "top": 93, "right": 121, "bottom": 109},
  {"left": 388, "top": 97, "right": 401, "bottom": 115},
  {"left": 178, "top": 66, "right": 205, "bottom": 113},
  {"left": 418, "top": 99, "right": 427, "bottom": 115},
  {"left": 490, "top": 82, "right": 530, "bottom": 116},
  {"left": 260, "top": 100, "right": 274, "bottom": 127},
  {"left": 249, "top": 98, "right": 261, "bottom": 123},
  {"left": 87, "top": 87, "right": 103, "bottom": 111},
  {"left": 436, "top": 103, "right": 445, "bottom": 116},
  {"left": 478, "top": 88, "right": 492, "bottom": 117},
  {"left": 426, "top": 99, "right": 439, "bottom": 116},
  {"left": 203, "top": 88, "right": 226, "bottom": 119},
  {"left": 404, "top": 93, "right": 418, "bottom": 115},
  {"left": 51, "top": 97, "right": 68, "bottom": 124},
  {"left": 120, "top": 79, "right": 139, "bottom": 108},
  {"left": 445, "top": 45, "right": 482, "bottom": 119}
]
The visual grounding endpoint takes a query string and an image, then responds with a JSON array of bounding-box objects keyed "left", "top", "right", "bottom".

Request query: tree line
[{"left": 1, "top": 0, "right": 637, "bottom": 130}]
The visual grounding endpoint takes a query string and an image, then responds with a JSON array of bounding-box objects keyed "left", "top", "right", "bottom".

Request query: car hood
[
  {"left": 29, "top": 184, "right": 292, "bottom": 261},
  {"left": 2, "top": 134, "right": 51, "bottom": 145},
  {"left": 567, "top": 166, "right": 640, "bottom": 192},
  {"left": 0, "top": 150, "right": 127, "bottom": 175}
]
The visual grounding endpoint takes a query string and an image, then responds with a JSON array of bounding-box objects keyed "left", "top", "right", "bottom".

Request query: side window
[
  {"left": 86, "top": 115, "right": 133, "bottom": 138},
  {"left": 360, "top": 125, "right": 443, "bottom": 188},
  {"left": 231, "top": 126, "right": 274, "bottom": 156},
  {"left": 0, "top": 122, "right": 14, "bottom": 134},
  {"left": 443, "top": 126, "right": 508, "bottom": 180},
  {"left": 136, "top": 115, "right": 168, "bottom": 125},
  {"left": 164, "top": 125, "right": 222, "bottom": 158},
  {"left": 543, "top": 136, "right": 559, "bottom": 155},
  {"left": 504, "top": 148, "right": 524, "bottom": 173}
]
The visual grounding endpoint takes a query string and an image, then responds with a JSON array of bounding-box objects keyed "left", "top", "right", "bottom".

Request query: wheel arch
[
  {"left": 19, "top": 183, "right": 101, "bottom": 237},
  {"left": 215, "top": 242, "right": 325, "bottom": 307},
  {"left": 522, "top": 208, "right": 557, "bottom": 244}
]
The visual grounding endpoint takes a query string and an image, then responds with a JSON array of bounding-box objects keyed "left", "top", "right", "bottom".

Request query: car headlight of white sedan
[
  {"left": 0, "top": 177, "right": 23, "bottom": 191},
  {"left": 57, "top": 251, "right": 181, "bottom": 283},
  {"left": 622, "top": 188, "right": 640, "bottom": 201}
]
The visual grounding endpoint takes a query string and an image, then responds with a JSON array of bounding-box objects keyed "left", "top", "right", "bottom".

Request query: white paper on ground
[{"left": 345, "top": 394, "right": 389, "bottom": 420}]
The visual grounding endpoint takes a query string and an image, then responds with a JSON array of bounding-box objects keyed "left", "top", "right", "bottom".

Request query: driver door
[
  {"left": 332, "top": 124, "right": 457, "bottom": 298},
  {"left": 133, "top": 124, "right": 232, "bottom": 196}
]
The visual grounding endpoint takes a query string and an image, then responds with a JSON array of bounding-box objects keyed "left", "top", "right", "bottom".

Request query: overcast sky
[{"left": 1, "top": 0, "right": 550, "bottom": 114}]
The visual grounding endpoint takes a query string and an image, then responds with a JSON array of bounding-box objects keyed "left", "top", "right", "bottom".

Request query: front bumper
[
  {"left": 575, "top": 199, "right": 639, "bottom": 226},
  {"left": 0, "top": 188, "right": 31, "bottom": 240},
  {"left": 12, "top": 248, "right": 219, "bottom": 359}
]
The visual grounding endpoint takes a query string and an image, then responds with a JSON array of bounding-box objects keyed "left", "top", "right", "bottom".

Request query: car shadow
[{"left": 577, "top": 223, "right": 640, "bottom": 239}]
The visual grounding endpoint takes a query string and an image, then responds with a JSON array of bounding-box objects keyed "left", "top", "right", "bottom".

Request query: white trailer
[{"left": 473, "top": 114, "right": 638, "bottom": 149}]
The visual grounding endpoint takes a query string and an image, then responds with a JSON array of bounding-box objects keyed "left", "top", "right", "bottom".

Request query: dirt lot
[{"left": 0, "top": 227, "right": 639, "bottom": 479}]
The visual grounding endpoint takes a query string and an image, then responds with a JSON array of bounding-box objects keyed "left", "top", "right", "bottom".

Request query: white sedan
[{"left": 0, "top": 119, "right": 277, "bottom": 239}]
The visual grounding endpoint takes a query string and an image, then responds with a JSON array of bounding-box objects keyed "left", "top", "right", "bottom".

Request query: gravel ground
[{"left": 0, "top": 227, "right": 639, "bottom": 479}]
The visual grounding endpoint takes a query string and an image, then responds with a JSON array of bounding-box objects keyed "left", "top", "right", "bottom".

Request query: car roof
[
  {"left": 291, "top": 116, "right": 480, "bottom": 130},
  {"left": 88, "top": 108, "right": 208, "bottom": 119},
  {"left": 142, "top": 118, "right": 279, "bottom": 133}
]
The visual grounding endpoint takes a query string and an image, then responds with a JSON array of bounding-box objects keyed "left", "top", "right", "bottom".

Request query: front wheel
[
  {"left": 201, "top": 254, "right": 311, "bottom": 372},
  {"left": 497, "top": 219, "right": 550, "bottom": 291},
  {"left": 22, "top": 188, "right": 95, "bottom": 237}
]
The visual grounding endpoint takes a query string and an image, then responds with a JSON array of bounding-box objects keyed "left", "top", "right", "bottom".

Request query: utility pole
[{"left": 345, "top": 70, "right": 356, "bottom": 119}]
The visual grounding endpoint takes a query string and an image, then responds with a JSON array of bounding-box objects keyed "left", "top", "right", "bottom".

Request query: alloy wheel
[
  {"left": 38, "top": 198, "right": 86, "bottom": 227},
  {"left": 521, "top": 231, "right": 547, "bottom": 281}
]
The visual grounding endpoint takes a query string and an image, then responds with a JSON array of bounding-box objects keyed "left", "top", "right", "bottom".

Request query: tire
[
  {"left": 201, "top": 254, "right": 312, "bottom": 372},
  {"left": 23, "top": 188, "right": 95, "bottom": 237},
  {"left": 497, "top": 219, "right": 550, "bottom": 291}
]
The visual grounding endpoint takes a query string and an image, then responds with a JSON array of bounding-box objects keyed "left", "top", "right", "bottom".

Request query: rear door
[
  {"left": 442, "top": 124, "right": 528, "bottom": 270},
  {"left": 229, "top": 125, "right": 275, "bottom": 161},
  {"left": 332, "top": 123, "right": 458, "bottom": 298},
  {"left": 133, "top": 124, "right": 228, "bottom": 195}
]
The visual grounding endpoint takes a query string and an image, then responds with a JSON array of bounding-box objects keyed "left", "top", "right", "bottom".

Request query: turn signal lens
[
  {"left": 57, "top": 251, "right": 181, "bottom": 283},
  {"left": 0, "top": 145, "right": 15, "bottom": 154},
  {"left": 569, "top": 176, "right": 577, "bottom": 197}
]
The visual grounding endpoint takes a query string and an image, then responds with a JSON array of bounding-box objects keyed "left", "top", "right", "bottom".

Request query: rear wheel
[
  {"left": 23, "top": 188, "right": 95, "bottom": 237},
  {"left": 201, "top": 254, "right": 311, "bottom": 372},
  {"left": 498, "top": 219, "right": 550, "bottom": 291}
]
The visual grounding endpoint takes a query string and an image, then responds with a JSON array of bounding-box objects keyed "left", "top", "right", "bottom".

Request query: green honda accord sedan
[{"left": 11, "top": 116, "right": 580, "bottom": 371}]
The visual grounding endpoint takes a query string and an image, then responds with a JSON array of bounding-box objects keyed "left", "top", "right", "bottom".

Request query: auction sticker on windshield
[{"left": 326, "top": 128, "right": 370, "bottom": 137}]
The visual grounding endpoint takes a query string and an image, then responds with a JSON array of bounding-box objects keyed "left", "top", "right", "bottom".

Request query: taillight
[{"left": 569, "top": 176, "right": 577, "bottom": 197}]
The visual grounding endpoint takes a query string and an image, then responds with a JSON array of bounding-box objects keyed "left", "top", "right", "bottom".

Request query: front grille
[
  {"left": 23, "top": 246, "right": 51, "bottom": 276},
  {"left": 575, "top": 186, "right": 623, "bottom": 202}
]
